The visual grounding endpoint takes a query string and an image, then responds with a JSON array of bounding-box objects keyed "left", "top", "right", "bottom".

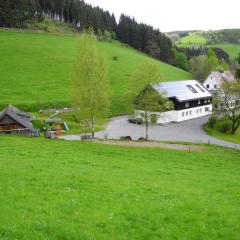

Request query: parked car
[{"left": 128, "top": 117, "right": 143, "bottom": 124}]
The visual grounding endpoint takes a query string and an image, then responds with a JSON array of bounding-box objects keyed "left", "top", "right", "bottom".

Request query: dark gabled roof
[{"left": 0, "top": 105, "right": 34, "bottom": 130}]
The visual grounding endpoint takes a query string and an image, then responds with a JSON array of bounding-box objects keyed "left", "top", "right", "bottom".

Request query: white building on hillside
[
  {"left": 203, "top": 70, "right": 238, "bottom": 110},
  {"left": 203, "top": 70, "right": 235, "bottom": 91},
  {"left": 135, "top": 80, "right": 212, "bottom": 124}
]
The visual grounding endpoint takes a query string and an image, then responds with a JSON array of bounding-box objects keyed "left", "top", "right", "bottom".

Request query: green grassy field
[
  {"left": 0, "top": 135, "right": 239, "bottom": 239},
  {"left": 0, "top": 30, "right": 192, "bottom": 115},
  {"left": 177, "top": 32, "right": 207, "bottom": 45}
]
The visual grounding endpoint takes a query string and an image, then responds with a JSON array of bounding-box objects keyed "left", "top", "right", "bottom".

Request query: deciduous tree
[
  {"left": 130, "top": 63, "right": 173, "bottom": 140},
  {"left": 71, "top": 32, "right": 110, "bottom": 138}
]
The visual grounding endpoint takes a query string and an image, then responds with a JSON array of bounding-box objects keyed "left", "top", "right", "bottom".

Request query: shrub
[
  {"left": 207, "top": 116, "right": 217, "bottom": 128},
  {"left": 32, "top": 120, "right": 43, "bottom": 129},
  {"left": 112, "top": 56, "right": 119, "bottom": 61},
  {"left": 216, "top": 119, "right": 232, "bottom": 133}
]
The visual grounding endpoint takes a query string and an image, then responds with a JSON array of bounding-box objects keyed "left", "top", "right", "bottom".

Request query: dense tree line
[
  {"left": 176, "top": 46, "right": 230, "bottom": 62},
  {"left": 117, "top": 15, "right": 174, "bottom": 63},
  {"left": 0, "top": 0, "right": 117, "bottom": 32},
  {"left": 202, "top": 29, "right": 240, "bottom": 44}
]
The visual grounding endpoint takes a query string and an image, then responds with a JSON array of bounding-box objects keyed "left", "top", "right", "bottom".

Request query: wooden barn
[{"left": 0, "top": 105, "right": 34, "bottom": 134}]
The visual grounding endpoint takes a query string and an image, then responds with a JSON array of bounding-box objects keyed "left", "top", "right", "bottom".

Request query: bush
[
  {"left": 207, "top": 116, "right": 217, "bottom": 128},
  {"left": 32, "top": 120, "right": 43, "bottom": 129},
  {"left": 112, "top": 56, "right": 119, "bottom": 61},
  {"left": 216, "top": 119, "right": 232, "bottom": 133}
]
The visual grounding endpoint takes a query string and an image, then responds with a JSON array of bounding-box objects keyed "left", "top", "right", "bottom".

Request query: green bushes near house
[
  {"left": 205, "top": 116, "right": 240, "bottom": 144},
  {"left": 207, "top": 117, "right": 232, "bottom": 133}
]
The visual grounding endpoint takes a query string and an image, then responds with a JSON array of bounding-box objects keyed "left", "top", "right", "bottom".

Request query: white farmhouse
[
  {"left": 135, "top": 80, "right": 212, "bottom": 124},
  {"left": 203, "top": 70, "right": 235, "bottom": 91},
  {"left": 203, "top": 70, "right": 237, "bottom": 110}
]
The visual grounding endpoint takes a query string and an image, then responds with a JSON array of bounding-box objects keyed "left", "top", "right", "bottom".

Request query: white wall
[
  {"left": 135, "top": 104, "right": 212, "bottom": 124},
  {"left": 204, "top": 75, "right": 221, "bottom": 91}
]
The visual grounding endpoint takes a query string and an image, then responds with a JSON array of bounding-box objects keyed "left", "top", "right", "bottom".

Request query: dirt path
[{"left": 94, "top": 140, "right": 204, "bottom": 152}]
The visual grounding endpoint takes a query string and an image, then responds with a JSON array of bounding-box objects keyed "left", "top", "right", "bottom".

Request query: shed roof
[
  {"left": 0, "top": 105, "right": 34, "bottom": 130},
  {"left": 152, "top": 80, "right": 212, "bottom": 102}
]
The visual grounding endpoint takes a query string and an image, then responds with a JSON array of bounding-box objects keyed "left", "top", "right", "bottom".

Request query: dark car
[{"left": 128, "top": 117, "right": 143, "bottom": 125}]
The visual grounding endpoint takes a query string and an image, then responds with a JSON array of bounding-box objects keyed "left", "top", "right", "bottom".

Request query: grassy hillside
[
  {"left": 177, "top": 32, "right": 207, "bottom": 45},
  {"left": 0, "top": 30, "right": 192, "bottom": 115},
  {"left": 177, "top": 32, "right": 240, "bottom": 59},
  {"left": 0, "top": 135, "right": 239, "bottom": 239},
  {"left": 178, "top": 42, "right": 240, "bottom": 60}
]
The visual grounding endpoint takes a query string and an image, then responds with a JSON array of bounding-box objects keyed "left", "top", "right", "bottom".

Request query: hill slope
[
  {"left": 176, "top": 31, "right": 240, "bottom": 59},
  {"left": 0, "top": 135, "right": 240, "bottom": 239},
  {"left": 0, "top": 30, "right": 192, "bottom": 115}
]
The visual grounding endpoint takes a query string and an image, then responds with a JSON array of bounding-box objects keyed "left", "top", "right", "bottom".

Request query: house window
[
  {"left": 207, "top": 84, "right": 210, "bottom": 89},
  {"left": 186, "top": 111, "right": 188, "bottom": 116},
  {"left": 189, "top": 111, "right": 192, "bottom": 115},
  {"left": 198, "top": 100, "right": 201, "bottom": 105},
  {"left": 185, "top": 102, "right": 189, "bottom": 108},
  {"left": 205, "top": 107, "right": 209, "bottom": 112},
  {"left": 214, "top": 84, "right": 217, "bottom": 89},
  {"left": 204, "top": 99, "right": 207, "bottom": 104},
  {"left": 199, "top": 109, "right": 202, "bottom": 113},
  {"left": 196, "top": 109, "right": 199, "bottom": 114},
  {"left": 182, "top": 112, "right": 185, "bottom": 117}
]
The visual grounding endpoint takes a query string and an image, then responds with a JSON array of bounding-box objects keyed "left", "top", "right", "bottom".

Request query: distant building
[
  {"left": 135, "top": 80, "right": 212, "bottom": 124},
  {"left": 203, "top": 70, "right": 238, "bottom": 110},
  {"left": 0, "top": 105, "right": 34, "bottom": 134},
  {"left": 203, "top": 70, "right": 235, "bottom": 91}
]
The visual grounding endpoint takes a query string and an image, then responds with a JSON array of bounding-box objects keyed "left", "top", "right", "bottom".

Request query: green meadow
[
  {"left": 177, "top": 32, "right": 207, "bottom": 45},
  {"left": 0, "top": 135, "right": 239, "bottom": 239},
  {"left": 177, "top": 32, "right": 240, "bottom": 60},
  {"left": 0, "top": 30, "right": 192, "bottom": 115}
]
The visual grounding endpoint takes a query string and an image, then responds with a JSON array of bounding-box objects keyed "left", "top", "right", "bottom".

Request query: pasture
[
  {"left": 0, "top": 135, "right": 239, "bottom": 239},
  {"left": 0, "top": 30, "right": 192, "bottom": 115}
]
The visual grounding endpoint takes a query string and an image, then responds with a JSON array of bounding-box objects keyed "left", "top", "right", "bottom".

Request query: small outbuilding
[{"left": 0, "top": 105, "right": 34, "bottom": 134}]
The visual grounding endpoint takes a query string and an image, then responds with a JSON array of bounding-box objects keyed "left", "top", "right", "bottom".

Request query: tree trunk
[
  {"left": 91, "top": 115, "right": 95, "bottom": 139},
  {"left": 145, "top": 111, "right": 148, "bottom": 141}
]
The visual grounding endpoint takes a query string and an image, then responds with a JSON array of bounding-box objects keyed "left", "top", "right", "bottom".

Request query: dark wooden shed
[{"left": 0, "top": 105, "right": 34, "bottom": 133}]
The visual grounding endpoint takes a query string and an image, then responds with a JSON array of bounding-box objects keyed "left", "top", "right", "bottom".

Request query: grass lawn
[
  {"left": 177, "top": 32, "right": 207, "bottom": 45},
  {"left": 0, "top": 30, "right": 192, "bottom": 116},
  {"left": 0, "top": 135, "right": 240, "bottom": 239},
  {"left": 205, "top": 126, "right": 240, "bottom": 144}
]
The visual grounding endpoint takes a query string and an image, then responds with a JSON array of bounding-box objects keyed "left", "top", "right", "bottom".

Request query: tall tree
[
  {"left": 217, "top": 81, "right": 240, "bottom": 134},
  {"left": 190, "top": 55, "right": 209, "bottom": 81},
  {"left": 207, "top": 48, "right": 219, "bottom": 72},
  {"left": 71, "top": 31, "right": 110, "bottom": 138},
  {"left": 130, "top": 63, "right": 173, "bottom": 140}
]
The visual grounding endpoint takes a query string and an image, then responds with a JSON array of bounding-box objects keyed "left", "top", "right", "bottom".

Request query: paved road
[{"left": 61, "top": 116, "right": 240, "bottom": 149}]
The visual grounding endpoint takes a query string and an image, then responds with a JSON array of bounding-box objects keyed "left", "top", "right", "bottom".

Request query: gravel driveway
[{"left": 61, "top": 116, "right": 240, "bottom": 149}]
